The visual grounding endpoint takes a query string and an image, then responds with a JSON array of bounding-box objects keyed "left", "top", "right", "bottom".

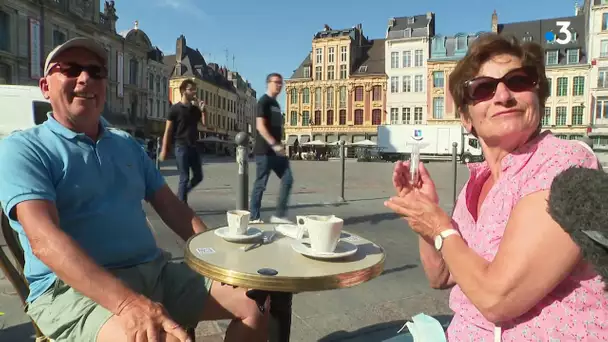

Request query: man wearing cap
[{"left": 0, "top": 38, "right": 267, "bottom": 341}]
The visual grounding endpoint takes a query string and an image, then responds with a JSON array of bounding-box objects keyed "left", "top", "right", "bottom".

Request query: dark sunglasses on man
[
  {"left": 49, "top": 62, "right": 108, "bottom": 80},
  {"left": 463, "top": 66, "right": 539, "bottom": 103}
]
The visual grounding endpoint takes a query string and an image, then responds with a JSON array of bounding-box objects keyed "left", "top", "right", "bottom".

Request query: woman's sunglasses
[
  {"left": 463, "top": 66, "right": 538, "bottom": 103},
  {"left": 49, "top": 62, "right": 108, "bottom": 79}
]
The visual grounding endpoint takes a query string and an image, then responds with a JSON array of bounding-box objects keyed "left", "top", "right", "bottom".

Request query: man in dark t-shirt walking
[
  {"left": 160, "top": 79, "right": 206, "bottom": 203},
  {"left": 249, "top": 73, "right": 294, "bottom": 223}
]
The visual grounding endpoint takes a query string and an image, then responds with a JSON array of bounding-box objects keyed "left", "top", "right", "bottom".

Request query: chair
[{"left": 0, "top": 209, "right": 50, "bottom": 341}]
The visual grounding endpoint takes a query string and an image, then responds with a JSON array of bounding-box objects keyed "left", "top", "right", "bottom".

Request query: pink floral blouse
[{"left": 447, "top": 131, "right": 608, "bottom": 341}]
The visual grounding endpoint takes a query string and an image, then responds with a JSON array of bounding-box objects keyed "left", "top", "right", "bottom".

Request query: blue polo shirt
[{"left": 0, "top": 113, "right": 164, "bottom": 303}]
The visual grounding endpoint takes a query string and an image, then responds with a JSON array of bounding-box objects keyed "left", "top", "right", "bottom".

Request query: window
[
  {"left": 390, "top": 77, "right": 399, "bottom": 93},
  {"left": 572, "top": 106, "right": 584, "bottom": 125},
  {"left": 315, "top": 48, "right": 322, "bottom": 64},
  {"left": 414, "top": 75, "right": 423, "bottom": 92},
  {"left": 355, "top": 86, "right": 363, "bottom": 101},
  {"left": 372, "top": 86, "right": 381, "bottom": 101},
  {"left": 0, "top": 62, "right": 10, "bottom": 84},
  {"left": 433, "top": 71, "right": 444, "bottom": 88},
  {"left": 314, "top": 87, "right": 321, "bottom": 108},
  {"left": 328, "top": 47, "right": 335, "bottom": 63},
  {"left": 354, "top": 109, "right": 363, "bottom": 125},
  {"left": 599, "top": 69, "right": 608, "bottom": 88},
  {"left": 339, "top": 86, "right": 346, "bottom": 108},
  {"left": 52, "top": 29, "right": 66, "bottom": 47},
  {"left": 339, "top": 64, "right": 347, "bottom": 79},
  {"left": 596, "top": 97, "right": 608, "bottom": 119},
  {"left": 414, "top": 50, "right": 423, "bottom": 67},
  {"left": 327, "top": 65, "right": 334, "bottom": 80},
  {"left": 315, "top": 66, "right": 322, "bottom": 80},
  {"left": 0, "top": 11, "right": 9, "bottom": 52},
  {"left": 391, "top": 52, "right": 399, "bottom": 68},
  {"left": 556, "top": 77, "right": 568, "bottom": 96},
  {"left": 163, "top": 77, "right": 167, "bottom": 94},
  {"left": 603, "top": 13, "right": 608, "bottom": 31},
  {"left": 339, "top": 109, "right": 346, "bottom": 125},
  {"left": 390, "top": 108, "right": 399, "bottom": 124},
  {"left": 290, "top": 89, "right": 298, "bottom": 104},
  {"left": 542, "top": 107, "right": 551, "bottom": 126},
  {"left": 372, "top": 109, "right": 382, "bottom": 125},
  {"left": 601, "top": 40, "right": 608, "bottom": 58},
  {"left": 402, "top": 76, "right": 411, "bottom": 92},
  {"left": 402, "top": 51, "right": 411, "bottom": 67},
  {"left": 302, "top": 88, "right": 310, "bottom": 103},
  {"left": 432, "top": 97, "right": 444, "bottom": 119},
  {"left": 326, "top": 110, "right": 334, "bottom": 125},
  {"left": 326, "top": 87, "right": 334, "bottom": 108},
  {"left": 547, "top": 78, "right": 552, "bottom": 96},
  {"left": 358, "top": 65, "right": 367, "bottom": 72},
  {"left": 455, "top": 35, "right": 466, "bottom": 50},
  {"left": 401, "top": 107, "right": 411, "bottom": 124},
  {"left": 546, "top": 51, "right": 558, "bottom": 65},
  {"left": 567, "top": 49, "right": 579, "bottom": 64},
  {"left": 340, "top": 46, "right": 347, "bottom": 62},
  {"left": 33, "top": 101, "right": 52, "bottom": 124},
  {"left": 414, "top": 107, "right": 423, "bottom": 124},
  {"left": 572, "top": 76, "right": 584, "bottom": 96},
  {"left": 556, "top": 106, "right": 567, "bottom": 125},
  {"left": 155, "top": 75, "right": 160, "bottom": 92},
  {"left": 129, "top": 59, "right": 138, "bottom": 85},
  {"left": 302, "top": 111, "right": 310, "bottom": 126},
  {"left": 314, "top": 110, "right": 321, "bottom": 125},
  {"left": 303, "top": 67, "right": 311, "bottom": 78}
]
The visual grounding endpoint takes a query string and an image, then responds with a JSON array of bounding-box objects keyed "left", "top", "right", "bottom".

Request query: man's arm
[
  {"left": 160, "top": 107, "right": 177, "bottom": 160},
  {"left": 148, "top": 185, "right": 207, "bottom": 241},
  {"left": 16, "top": 200, "right": 139, "bottom": 314}
]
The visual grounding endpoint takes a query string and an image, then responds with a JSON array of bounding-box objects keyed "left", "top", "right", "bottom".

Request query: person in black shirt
[
  {"left": 160, "top": 79, "right": 206, "bottom": 203},
  {"left": 249, "top": 73, "right": 294, "bottom": 223}
]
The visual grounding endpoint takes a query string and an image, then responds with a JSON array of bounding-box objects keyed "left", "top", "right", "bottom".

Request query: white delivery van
[{"left": 0, "top": 85, "right": 52, "bottom": 139}]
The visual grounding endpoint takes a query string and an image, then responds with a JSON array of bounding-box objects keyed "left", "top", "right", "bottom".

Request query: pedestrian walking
[
  {"left": 160, "top": 79, "right": 206, "bottom": 204},
  {"left": 249, "top": 73, "right": 294, "bottom": 223}
]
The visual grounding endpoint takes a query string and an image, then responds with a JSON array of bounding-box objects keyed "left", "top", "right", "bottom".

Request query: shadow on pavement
[
  {"left": 318, "top": 315, "right": 453, "bottom": 342},
  {"left": 381, "top": 264, "right": 417, "bottom": 276},
  {"left": 343, "top": 212, "right": 399, "bottom": 226},
  {"left": 0, "top": 322, "right": 35, "bottom": 341}
]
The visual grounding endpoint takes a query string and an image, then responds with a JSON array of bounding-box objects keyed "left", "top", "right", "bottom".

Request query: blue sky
[{"left": 115, "top": 0, "right": 579, "bottom": 107}]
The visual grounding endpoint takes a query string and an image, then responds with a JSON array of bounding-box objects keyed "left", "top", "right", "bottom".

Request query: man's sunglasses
[
  {"left": 49, "top": 62, "right": 108, "bottom": 79},
  {"left": 463, "top": 66, "right": 538, "bottom": 103}
]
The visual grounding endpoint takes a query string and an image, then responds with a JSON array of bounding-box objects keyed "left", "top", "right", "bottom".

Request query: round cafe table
[{"left": 184, "top": 223, "right": 385, "bottom": 342}]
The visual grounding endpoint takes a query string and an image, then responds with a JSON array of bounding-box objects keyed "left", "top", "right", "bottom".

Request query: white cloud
[{"left": 156, "top": 0, "right": 211, "bottom": 21}]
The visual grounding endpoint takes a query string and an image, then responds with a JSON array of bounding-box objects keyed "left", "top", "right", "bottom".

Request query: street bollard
[
  {"left": 451, "top": 142, "right": 458, "bottom": 208},
  {"left": 155, "top": 137, "right": 161, "bottom": 170},
  {"left": 235, "top": 132, "right": 249, "bottom": 210},
  {"left": 338, "top": 140, "right": 346, "bottom": 202}
]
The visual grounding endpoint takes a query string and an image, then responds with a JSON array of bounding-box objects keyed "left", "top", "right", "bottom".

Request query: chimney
[
  {"left": 491, "top": 10, "right": 498, "bottom": 33},
  {"left": 426, "top": 12, "right": 433, "bottom": 20},
  {"left": 175, "top": 35, "right": 186, "bottom": 76},
  {"left": 388, "top": 18, "right": 395, "bottom": 28},
  {"left": 324, "top": 24, "right": 331, "bottom": 31},
  {"left": 575, "top": 2, "right": 582, "bottom": 15}
]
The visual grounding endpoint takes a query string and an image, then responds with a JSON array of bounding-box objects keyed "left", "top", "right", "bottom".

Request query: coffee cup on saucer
[
  {"left": 227, "top": 210, "right": 250, "bottom": 235},
  {"left": 296, "top": 215, "right": 343, "bottom": 253}
]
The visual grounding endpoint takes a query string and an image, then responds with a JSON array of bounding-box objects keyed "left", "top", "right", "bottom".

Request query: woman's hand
[{"left": 393, "top": 161, "right": 439, "bottom": 204}]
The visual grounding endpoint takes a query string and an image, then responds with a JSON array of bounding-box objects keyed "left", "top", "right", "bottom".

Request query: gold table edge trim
[{"left": 184, "top": 232, "right": 386, "bottom": 292}]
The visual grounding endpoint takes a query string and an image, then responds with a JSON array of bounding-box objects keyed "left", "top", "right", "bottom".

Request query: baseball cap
[{"left": 43, "top": 37, "right": 108, "bottom": 76}]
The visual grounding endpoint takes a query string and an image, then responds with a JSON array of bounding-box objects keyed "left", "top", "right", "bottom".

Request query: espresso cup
[
  {"left": 226, "top": 210, "right": 250, "bottom": 235},
  {"left": 296, "top": 215, "right": 343, "bottom": 253}
]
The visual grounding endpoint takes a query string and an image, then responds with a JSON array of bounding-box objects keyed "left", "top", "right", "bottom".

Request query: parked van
[{"left": 0, "top": 85, "right": 52, "bottom": 139}]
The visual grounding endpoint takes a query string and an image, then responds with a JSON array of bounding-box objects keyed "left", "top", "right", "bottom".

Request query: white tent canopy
[
  {"left": 302, "top": 139, "right": 327, "bottom": 146},
  {"left": 351, "top": 139, "right": 376, "bottom": 146}
]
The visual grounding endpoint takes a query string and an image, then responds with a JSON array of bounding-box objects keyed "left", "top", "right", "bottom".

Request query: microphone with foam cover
[{"left": 547, "top": 166, "right": 608, "bottom": 289}]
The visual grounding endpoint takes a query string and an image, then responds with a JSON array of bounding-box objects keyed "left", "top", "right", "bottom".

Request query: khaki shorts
[{"left": 26, "top": 253, "right": 213, "bottom": 342}]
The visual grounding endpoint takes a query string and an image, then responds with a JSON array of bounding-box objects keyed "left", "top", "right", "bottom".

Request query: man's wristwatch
[{"left": 434, "top": 229, "right": 460, "bottom": 251}]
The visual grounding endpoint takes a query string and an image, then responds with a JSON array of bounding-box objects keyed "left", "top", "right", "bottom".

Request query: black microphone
[{"left": 547, "top": 166, "right": 608, "bottom": 289}]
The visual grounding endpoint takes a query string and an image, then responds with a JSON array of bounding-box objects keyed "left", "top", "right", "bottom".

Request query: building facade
[
  {"left": 166, "top": 35, "right": 257, "bottom": 143},
  {"left": 0, "top": 0, "right": 163, "bottom": 135},
  {"left": 496, "top": 8, "right": 591, "bottom": 139},
  {"left": 284, "top": 24, "right": 387, "bottom": 149},
  {"left": 385, "top": 13, "right": 435, "bottom": 125},
  {"left": 588, "top": 0, "right": 608, "bottom": 146},
  {"left": 145, "top": 47, "right": 172, "bottom": 136}
]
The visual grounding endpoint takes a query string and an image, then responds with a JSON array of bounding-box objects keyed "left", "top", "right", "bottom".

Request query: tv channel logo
[
  {"left": 413, "top": 129, "right": 423, "bottom": 140},
  {"left": 545, "top": 21, "right": 573, "bottom": 45}
]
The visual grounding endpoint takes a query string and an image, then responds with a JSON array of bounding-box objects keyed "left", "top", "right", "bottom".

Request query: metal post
[
  {"left": 338, "top": 140, "right": 346, "bottom": 202},
  {"left": 235, "top": 132, "right": 249, "bottom": 210},
  {"left": 451, "top": 142, "right": 458, "bottom": 206},
  {"left": 155, "top": 137, "right": 161, "bottom": 170}
]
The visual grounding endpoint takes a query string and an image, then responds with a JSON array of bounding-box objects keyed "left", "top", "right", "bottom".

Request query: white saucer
[
  {"left": 214, "top": 227, "right": 263, "bottom": 242},
  {"left": 291, "top": 239, "right": 358, "bottom": 260}
]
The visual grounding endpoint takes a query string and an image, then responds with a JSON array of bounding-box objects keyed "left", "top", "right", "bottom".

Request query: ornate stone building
[{"left": 284, "top": 24, "right": 387, "bottom": 148}]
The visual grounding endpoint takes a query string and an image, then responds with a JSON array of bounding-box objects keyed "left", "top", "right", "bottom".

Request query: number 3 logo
[{"left": 555, "top": 21, "right": 573, "bottom": 45}]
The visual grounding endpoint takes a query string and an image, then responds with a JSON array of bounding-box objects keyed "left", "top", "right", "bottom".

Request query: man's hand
[
  {"left": 158, "top": 150, "right": 167, "bottom": 162},
  {"left": 272, "top": 144, "right": 286, "bottom": 156},
  {"left": 116, "top": 294, "right": 191, "bottom": 342}
]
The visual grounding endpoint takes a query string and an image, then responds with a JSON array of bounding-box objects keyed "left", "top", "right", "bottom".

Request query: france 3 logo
[{"left": 545, "top": 21, "right": 573, "bottom": 45}]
